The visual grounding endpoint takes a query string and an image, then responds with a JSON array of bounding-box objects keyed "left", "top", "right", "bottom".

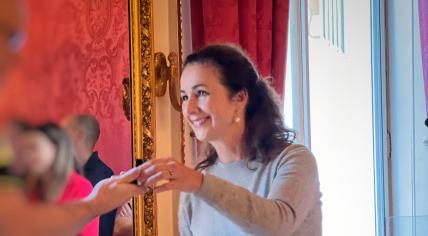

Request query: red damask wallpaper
[{"left": 0, "top": 0, "right": 132, "bottom": 173}]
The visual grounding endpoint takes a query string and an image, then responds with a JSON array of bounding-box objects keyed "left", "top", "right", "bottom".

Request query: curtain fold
[
  {"left": 190, "top": 0, "right": 289, "bottom": 99},
  {"left": 419, "top": 0, "right": 428, "bottom": 127}
]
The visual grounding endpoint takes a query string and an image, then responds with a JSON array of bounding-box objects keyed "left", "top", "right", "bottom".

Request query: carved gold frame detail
[{"left": 129, "top": 0, "right": 156, "bottom": 235}]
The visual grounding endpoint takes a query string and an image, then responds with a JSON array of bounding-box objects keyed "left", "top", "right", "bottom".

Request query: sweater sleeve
[
  {"left": 193, "top": 145, "right": 320, "bottom": 236},
  {"left": 178, "top": 192, "right": 194, "bottom": 236}
]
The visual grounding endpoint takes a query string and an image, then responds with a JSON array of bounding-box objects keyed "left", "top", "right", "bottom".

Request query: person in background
[
  {"left": 138, "top": 44, "right": 322, "bottom": 236},
  {"left": 20, "top": 123, "right": 100, "bottom": 235},
  {"left": 113, "top": 200, "right": 133, "bottom": 236},
  {"left": 0, "top": 1, "right": 148, "bottom": 235},
  {"left": 62, "top": 114, "right": 116, "bottom": 236}
]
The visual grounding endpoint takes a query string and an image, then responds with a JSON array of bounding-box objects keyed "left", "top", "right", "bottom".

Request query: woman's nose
[{"left": 183, "top": 95, "right": 198, "bottom": 115}]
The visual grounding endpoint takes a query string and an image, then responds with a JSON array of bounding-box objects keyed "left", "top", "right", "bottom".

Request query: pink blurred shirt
[{"left": 58, "top": 171, "right": 99, "bottom": 236}]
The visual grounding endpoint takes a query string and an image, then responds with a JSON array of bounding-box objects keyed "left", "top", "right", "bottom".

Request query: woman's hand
[
  {"left": 113, "top": 201, "right": 133, "bottom": 236},
  {"left": 138, "top": 158, "right": 203, "bottom": 193},
  {"left": 84, "top": 166, "right": 148, "bottom": 217}
]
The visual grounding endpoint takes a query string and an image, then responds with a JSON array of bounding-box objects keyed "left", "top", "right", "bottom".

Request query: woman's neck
[
  {"left": 209, "top": 119, "right": 246, "bottom": 163},
  {"left": 210, "top": 121, "right": 245, "bottom": 163},
  {"left": 210, "top": 138, "right": 244, "bottom": 163}
]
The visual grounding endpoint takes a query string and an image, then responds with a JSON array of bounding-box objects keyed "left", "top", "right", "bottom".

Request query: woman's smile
[{"left": 190, "top": 116, "right": 211, "bottom": 127}]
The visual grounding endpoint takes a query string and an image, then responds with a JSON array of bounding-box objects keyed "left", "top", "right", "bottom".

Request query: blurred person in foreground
[
  {"left": 0, "top": 0, "right": 148, "bottom": 235},
  {"left": 20, "top": 123, "right": 100, "bottom": 235}
]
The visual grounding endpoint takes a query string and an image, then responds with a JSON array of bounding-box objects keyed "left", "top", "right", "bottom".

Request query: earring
[{"left": 234, "top": 116, "right": 241, "bottom": 123}]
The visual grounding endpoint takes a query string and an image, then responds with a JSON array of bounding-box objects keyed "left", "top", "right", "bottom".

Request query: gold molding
[
  {"left": 122, "top": 78, "right": 131, "bottom": 121},
  {"left": 129, "top": 0, "right": 156, "bottom": 235},
  {"left": 177, "top": 0, "right": 185, "bottom": 165},
  {"left": 154, "top": 51, "right": 181, "bottom": 111}
]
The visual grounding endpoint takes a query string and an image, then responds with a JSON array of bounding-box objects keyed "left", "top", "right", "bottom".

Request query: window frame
[{"left": 287, "top": 0, "right": 388, "bottom": 235}]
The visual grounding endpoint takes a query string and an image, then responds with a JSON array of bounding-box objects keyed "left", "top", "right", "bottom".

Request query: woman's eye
[
  {"left": 181, "top": 95, "right": 188, "bottom": 101},
  {"left": 196, "top": 90, "right": 209, "bottom": 97}
]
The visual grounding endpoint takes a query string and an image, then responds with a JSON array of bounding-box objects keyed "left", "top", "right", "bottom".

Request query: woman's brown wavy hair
[{"left": 183, "top": 44, "right": 296, "bottom": 171}]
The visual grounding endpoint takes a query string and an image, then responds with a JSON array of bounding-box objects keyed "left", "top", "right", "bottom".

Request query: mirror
[
  {"left": 0, "top": 0, "right": 135, "bottom": 235},
  {"left": 0, "top": 0, "right": 185, "bottom": 234},
  {"left": 128, "top": 0, "right": 155, "bottom": 234},
  {"left": 128, "top": 0, "right": 184, "bottom": 235}
]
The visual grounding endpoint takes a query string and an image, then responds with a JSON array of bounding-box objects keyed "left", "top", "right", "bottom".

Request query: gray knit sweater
[{"left": 179, "top": 144, "right": 322, "bottom": 236}]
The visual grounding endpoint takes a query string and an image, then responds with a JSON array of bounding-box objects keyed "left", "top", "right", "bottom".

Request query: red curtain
[
  {"left": 419, "top": 0, "right": 428, "bottom": 127},
  {"left": 190, "top": 0, "right": 290, "bottom": 99},
  {"left": 0, "top": 0, "right": 132, "bottom": 173}
]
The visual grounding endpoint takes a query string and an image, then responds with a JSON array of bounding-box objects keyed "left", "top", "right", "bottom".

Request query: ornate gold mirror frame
[
  {"left": 128, "top": 0, "right": 184, "bottom": 235},
  {"left": 129, "top": 0, "right": 156, "bottom": 235}
]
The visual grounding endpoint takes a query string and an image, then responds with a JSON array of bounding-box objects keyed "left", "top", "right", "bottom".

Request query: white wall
[
  {"left": 307, "top": 0, "right": 375, "bottom": 235},
  {"left": 153, "top": 0, "right": 182, "bottom": 235}
]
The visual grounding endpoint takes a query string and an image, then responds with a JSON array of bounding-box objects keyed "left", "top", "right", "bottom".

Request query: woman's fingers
[
  {"left": 123, "top": 203, "right": 133, "bottom": 215},
  {"left": 140, "top": 159, "right": 178, "bottom": 182},
  {"left": 143, "top": 163, "right": 170, "bottom": 176},
  {"left": 144, "top": 169, "right": 173, "bottom": 187},
  {"left": 119, "top": 207, "right": 126, "bottom": 217},
  {"left": 139, "top": 158, "right": 175, "bottom": 170},
  {"left": 128, "top": 158, "right": 182, "bottom": 191},
  {"left": 153, "top": 181, "right": 175, "bottom": 193},
  {"left": 116, "top": 166, "right": 145, "bottom": 185}
]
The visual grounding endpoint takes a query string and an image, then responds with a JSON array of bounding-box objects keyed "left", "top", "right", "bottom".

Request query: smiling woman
[
  {"left": 180, "top": 63, "right": 242, "bottom": 143},
  {"left": 139, "top": 44, "right": 322, "bottom": 236}
]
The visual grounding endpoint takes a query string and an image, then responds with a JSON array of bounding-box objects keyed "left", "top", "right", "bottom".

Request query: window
[{"left": 284, "top": 1, "right": 385, "bottom": 235}]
